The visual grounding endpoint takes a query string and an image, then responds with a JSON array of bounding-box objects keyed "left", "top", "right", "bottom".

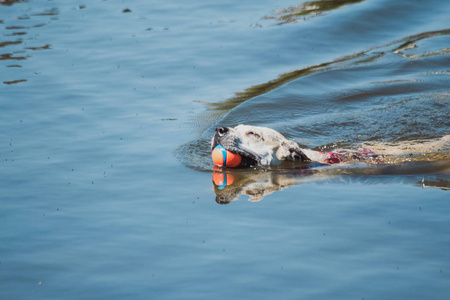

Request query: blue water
[{"left": 1, "top": 0, "right": 449, "bottom": 299}]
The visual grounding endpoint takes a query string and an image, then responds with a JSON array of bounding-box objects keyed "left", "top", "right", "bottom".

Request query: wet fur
[{"left": 211, "top": 125, "right": 317, "bottom": 166}]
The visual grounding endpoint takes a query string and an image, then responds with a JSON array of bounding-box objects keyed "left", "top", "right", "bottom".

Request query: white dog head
[{"left": 211, "top": 124, "right": 309, "bottom": 166}]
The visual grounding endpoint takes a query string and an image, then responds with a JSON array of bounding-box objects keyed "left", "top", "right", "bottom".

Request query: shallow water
[{"left": 1, "top": 0, "right": 449, "bottom": 299}]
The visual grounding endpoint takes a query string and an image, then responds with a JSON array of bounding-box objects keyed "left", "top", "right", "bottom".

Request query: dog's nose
[{"left": 216, "top": 127, "right": 229, "bottom": 137}]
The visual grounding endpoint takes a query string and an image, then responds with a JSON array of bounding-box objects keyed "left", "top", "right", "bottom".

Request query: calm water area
[{"left": 1, "top": 0, "right": 449, "bottom": 299}]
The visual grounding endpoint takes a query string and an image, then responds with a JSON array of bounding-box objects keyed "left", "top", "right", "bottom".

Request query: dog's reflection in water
[
  {"left": 212, "top": 166, "right": 328, "bottom": 204},
  {"left": 211, "top": 165, "right": 450, "bottom": 204}
]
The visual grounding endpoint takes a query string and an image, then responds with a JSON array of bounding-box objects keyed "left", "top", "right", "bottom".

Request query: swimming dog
[{"left": 211, "top": 124, "right": 378, "bottom": 167}]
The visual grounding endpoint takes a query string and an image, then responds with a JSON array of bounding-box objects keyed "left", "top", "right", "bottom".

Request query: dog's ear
[{"left": 282, "top": 141, "right": 310, "bottom": 162}]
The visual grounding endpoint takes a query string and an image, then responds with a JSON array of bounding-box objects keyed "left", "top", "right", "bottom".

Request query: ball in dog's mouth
[{"left": 212, "top": 145, "right": 242, "bottom": 167}]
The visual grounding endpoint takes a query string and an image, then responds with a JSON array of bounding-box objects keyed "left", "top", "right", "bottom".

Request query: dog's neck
[{"left": 299, "top": 148, "right": 327, "bottom": 162}]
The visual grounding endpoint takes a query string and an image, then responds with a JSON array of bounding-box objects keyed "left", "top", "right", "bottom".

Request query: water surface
[{"left": 1, "top": 0, "right": 449, "bottom": 299}]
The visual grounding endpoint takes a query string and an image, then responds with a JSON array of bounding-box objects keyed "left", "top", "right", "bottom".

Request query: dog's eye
[{"left": 246, "top": 131, "right": 261, "bottom": 139}]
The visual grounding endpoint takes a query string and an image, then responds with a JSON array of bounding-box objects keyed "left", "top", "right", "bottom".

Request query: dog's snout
[{"left": 216, "top": 126, "right": 229, "bottom": 137}]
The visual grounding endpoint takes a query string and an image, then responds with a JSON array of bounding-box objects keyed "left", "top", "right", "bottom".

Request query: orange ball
[
  {"left": 212, "top": 173, "right": 235, "bottom": 188},
  {"left": 212, "top": 145, "right": 242, "bottom": 167}
]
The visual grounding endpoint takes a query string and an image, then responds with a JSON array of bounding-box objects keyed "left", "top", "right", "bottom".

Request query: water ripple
[
  {"left": 0, "top": 1, "right": 57, "bottom": 84},
  {"left": 180, "top": 29, "right": 450, "bottom": 172}
]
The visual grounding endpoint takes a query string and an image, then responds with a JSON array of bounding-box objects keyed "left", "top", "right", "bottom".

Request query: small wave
[
  {"left": 262, "top": 0, "right": 364, "bottom": 25},
  {"left": 0, "top": 2, "right": 58, "bottom": 84}
]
